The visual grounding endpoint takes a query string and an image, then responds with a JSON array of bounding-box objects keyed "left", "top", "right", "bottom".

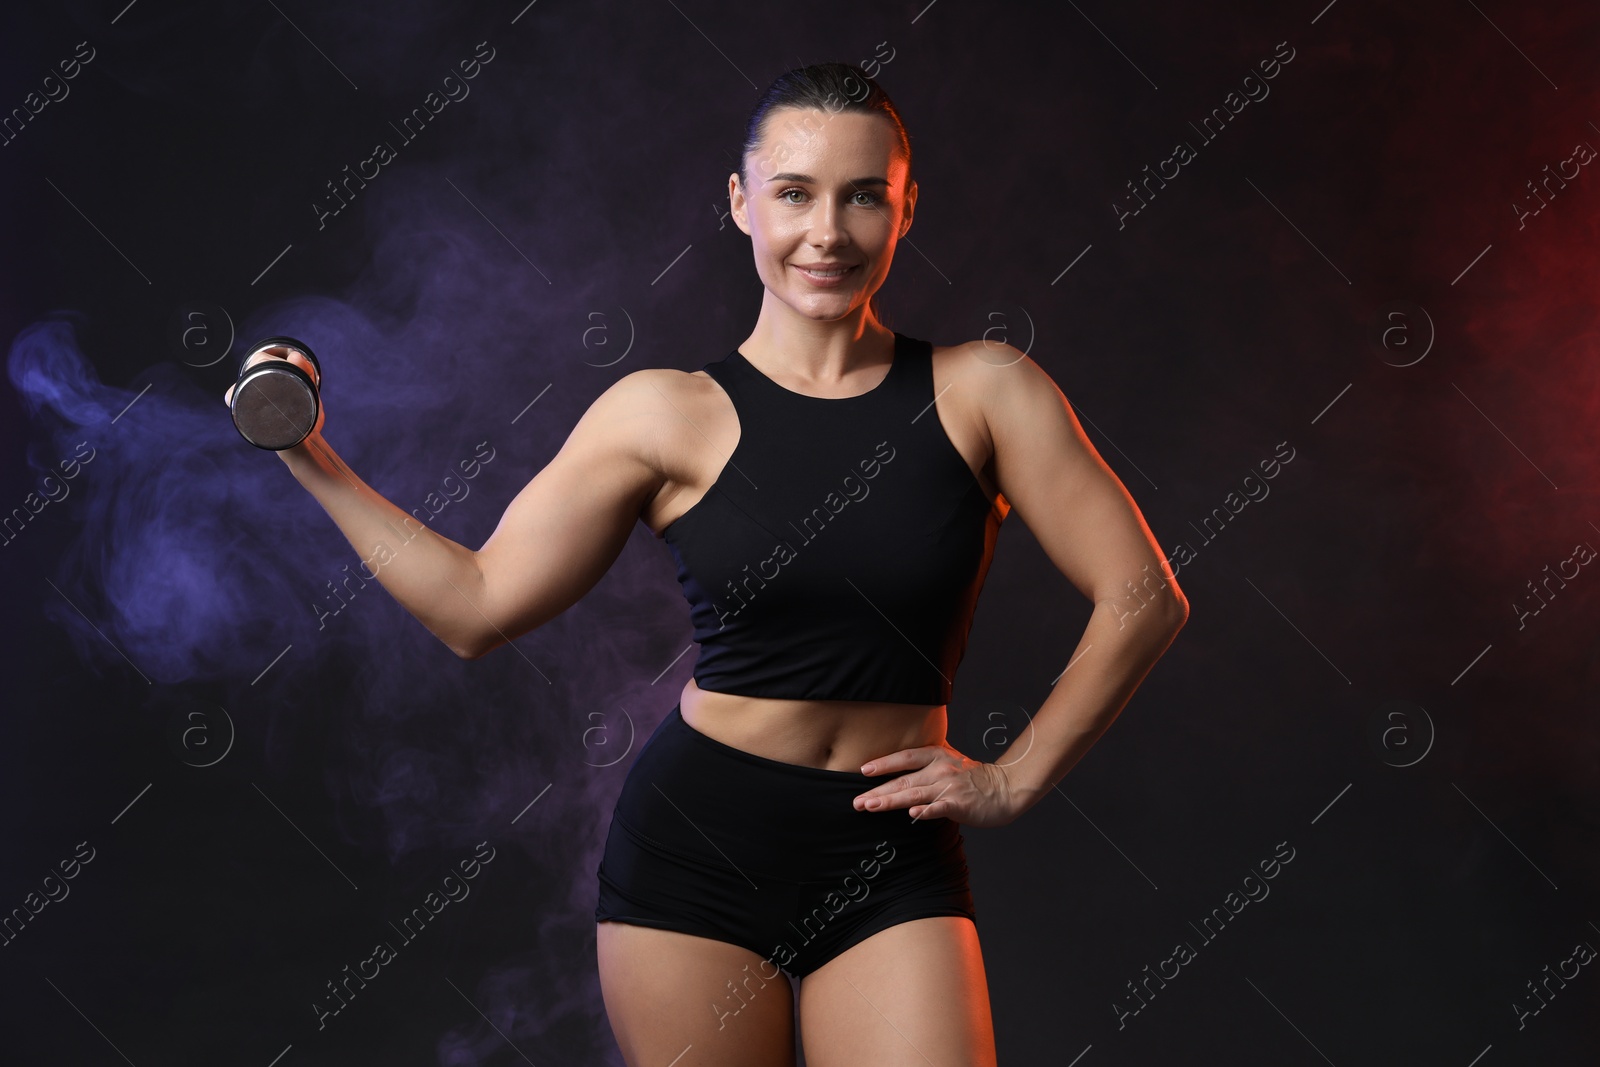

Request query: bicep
[
  {"left": 469, "top": 373, "right": 665, "bottom": 653},
  {"left": 984, "top": 349, "right": 1185, "bottom": 614}
]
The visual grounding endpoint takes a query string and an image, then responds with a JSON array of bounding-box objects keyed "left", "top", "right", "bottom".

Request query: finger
[
  {"left": 909, "top": 781, "right": 961, "bottom": 820},
  {"left": 856, "top": 757, "right": 964, "bottom": 807},
  {"left": 860, "top": 745, "right": 939, "bottom": 776},
  {"left": 245, "top": 345, "right": 304, "bottom": 367},
  {"left": 283, "top": 350, "right": 319, "bottom": 386},
  {"left": 228, "top": 349, "right": 289, "bottom": 405},
  {"left": 859, "top": 752, "right": 903, "bottom": 776},
  {"left": 241, "top": 347, "right": 320, "bottom": 387},
  {"left": 904, "top": 780, "right": 961, "bottom": 819},
  {"left": 854, "top": 779, "right": 925, "bottom": 811},
  {"left": 239, "top": 350, "right": 282, "bottom": 373}
]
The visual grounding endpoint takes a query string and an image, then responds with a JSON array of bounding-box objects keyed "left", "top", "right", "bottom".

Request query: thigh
[
  {"left": 597, "top": 920, "right": 796, "bottom": 1067},
  {"left": 797, "top": 916, "right": 996, "bottom": 1067}
]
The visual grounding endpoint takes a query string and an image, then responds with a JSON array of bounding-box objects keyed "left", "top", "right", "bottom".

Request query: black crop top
[{"left": 660, "top": 331, "right": 1005, "bottom": 705}]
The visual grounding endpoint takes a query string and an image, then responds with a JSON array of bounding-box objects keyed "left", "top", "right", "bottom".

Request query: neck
[{"left": 740, "top": 299, "right": 894, "bottom": 381}]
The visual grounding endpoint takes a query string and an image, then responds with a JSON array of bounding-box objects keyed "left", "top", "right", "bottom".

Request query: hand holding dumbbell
[{"left": 224, "top": 336, "right": 323, "bottom": 451}]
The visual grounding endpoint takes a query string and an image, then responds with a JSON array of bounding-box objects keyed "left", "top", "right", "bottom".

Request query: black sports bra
[{"left": 660, "top": 332, "right": 1005, "bottom": 705}]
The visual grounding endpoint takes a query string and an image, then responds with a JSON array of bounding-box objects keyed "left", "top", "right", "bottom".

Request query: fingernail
[{"left": 861, "top": 763, "right": 874, "bottom": 773}]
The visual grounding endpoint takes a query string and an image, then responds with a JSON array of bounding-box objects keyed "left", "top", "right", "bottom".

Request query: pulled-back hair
[{"left": 737, "top": 62, "right": 912, "bottom": 188}]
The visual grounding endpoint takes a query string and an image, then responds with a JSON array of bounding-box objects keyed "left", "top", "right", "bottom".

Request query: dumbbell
[{"left": 229, "top": 336, "right": 322, "bottom": 451}]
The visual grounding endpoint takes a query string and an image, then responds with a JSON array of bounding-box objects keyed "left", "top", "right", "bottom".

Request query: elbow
[
  {"left": 448, "top": 630, "right": 492, "bottom": 660},
  {"left": 454, "top": 627, "right": 517, "bottom": 660},
  {"left": 1166, "top": 591, "right": 1190, "bottom": 632}
]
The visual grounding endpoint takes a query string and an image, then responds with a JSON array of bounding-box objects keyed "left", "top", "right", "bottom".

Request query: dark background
[{"left": 2, "top": 1, "right": 1597, "bottom": 1064}]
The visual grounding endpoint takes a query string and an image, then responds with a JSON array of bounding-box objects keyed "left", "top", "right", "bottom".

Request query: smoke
[
  {"left": 6, "top": 25, "right": 717, "bottom": 1055},
  {"left": 9, "top": 314, "right": 315, "bottom": 682}
]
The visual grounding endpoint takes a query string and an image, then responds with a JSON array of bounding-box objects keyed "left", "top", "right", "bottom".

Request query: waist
[{"left": 679, "top": 677, "right": 947, "bottom": 773}]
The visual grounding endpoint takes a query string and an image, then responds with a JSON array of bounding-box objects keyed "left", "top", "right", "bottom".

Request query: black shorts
[{"left": 594, "top": 703, "right": 976, "bottom": 980}]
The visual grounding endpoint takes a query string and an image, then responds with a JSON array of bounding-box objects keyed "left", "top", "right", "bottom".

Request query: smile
[{"left": 794, "top": 265, "right": 857, "bottom": 285}]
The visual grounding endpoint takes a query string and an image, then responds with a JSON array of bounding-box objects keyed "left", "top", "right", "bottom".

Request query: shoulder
[
  {"left": 566, "top": 365, "right": 721, "bottom": 472},
  {"left": 929, "top": 338, "right": 1066, "bottom": 428},
  {"left": 930, "top": 338, "right": 1060, "bottom": 390},
  {"left": 574, "top": 365, "right": 722, "bottom": 424}
]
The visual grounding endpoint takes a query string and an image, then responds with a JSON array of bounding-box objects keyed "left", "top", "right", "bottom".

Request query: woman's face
[{"left": 730, "top": 107, "right": 916, "bottom": 323}]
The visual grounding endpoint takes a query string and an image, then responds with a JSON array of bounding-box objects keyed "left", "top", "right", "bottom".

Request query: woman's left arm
[{"left": 853, "top": 342, "right": 1189, "bottom": 826}]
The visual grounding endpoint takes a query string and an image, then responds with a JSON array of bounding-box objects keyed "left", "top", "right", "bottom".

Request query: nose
[{"left": 808, "top": 195, "right": 849, "bottom": 249}]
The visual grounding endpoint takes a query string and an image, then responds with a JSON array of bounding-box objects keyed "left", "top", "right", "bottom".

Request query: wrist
[
  {"left": 996, "top": 757, "right": 1054, "bottom": 814},
  {"left": 278, "top": 433, "right": 352, "bottom": 500},
  {"left": 278, "top": 430, "right": 330, "bottom": 473}
]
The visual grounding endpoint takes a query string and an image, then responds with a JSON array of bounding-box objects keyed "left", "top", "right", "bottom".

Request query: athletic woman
[{"left": 227, "top": 62, "right": 1188, "bottom": 1067}]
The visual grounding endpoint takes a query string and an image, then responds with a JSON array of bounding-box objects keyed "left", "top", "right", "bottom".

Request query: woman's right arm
[{"left": 245, "top": 354, "right": 669, "bottom": 659}]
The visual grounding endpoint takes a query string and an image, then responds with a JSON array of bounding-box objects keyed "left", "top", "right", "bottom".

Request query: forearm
[
  {"left": 280, "top": 432, "right": 487, "bottom": 657},
  {"left": 999, "top": 592, "right": 1187, "bottom": 811}
]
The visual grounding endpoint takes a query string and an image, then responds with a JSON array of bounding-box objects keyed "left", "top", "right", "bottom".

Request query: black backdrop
[{"left": 2, "top": 1, "right": 1597, "bottom": 1064}]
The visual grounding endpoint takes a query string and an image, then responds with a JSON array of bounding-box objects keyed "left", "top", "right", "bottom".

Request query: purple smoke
[{"left": 8, "top": 139, "right": 710, "bottom": 1062}]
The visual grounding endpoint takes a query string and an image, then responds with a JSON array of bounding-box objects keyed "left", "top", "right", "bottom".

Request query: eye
[{"left": 776, "top": 188, "right": 881, "bottom": 206}]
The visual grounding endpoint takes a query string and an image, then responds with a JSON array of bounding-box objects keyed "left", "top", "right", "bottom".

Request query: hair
[{"left": 736, "top": 63, "right": 912, "bottom": 325}]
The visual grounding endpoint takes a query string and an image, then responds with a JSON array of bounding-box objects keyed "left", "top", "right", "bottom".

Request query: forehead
[{"left": 751, "top": 107, "right": 905, "bottom": 180}]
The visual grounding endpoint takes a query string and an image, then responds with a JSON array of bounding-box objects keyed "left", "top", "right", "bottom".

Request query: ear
[
  {"left": 899, "top": 177, "right": 918, "bottom": 236},
  {"left": 728, "top": 172, "right": 753, "bottom": 236}
]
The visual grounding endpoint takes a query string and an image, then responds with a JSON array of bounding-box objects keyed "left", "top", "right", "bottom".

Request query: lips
[{"left": 793, "top": 264, "right": 856, "bottom": 281}]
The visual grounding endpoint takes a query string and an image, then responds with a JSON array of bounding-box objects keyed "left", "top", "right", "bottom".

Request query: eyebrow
[{"left": 766, "top": 172, "right": 891, "bottom": 187}]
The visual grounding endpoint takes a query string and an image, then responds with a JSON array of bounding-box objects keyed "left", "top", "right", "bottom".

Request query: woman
[{"left": 229, "top": 63, "right": 1187, "bottom": 1067}]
